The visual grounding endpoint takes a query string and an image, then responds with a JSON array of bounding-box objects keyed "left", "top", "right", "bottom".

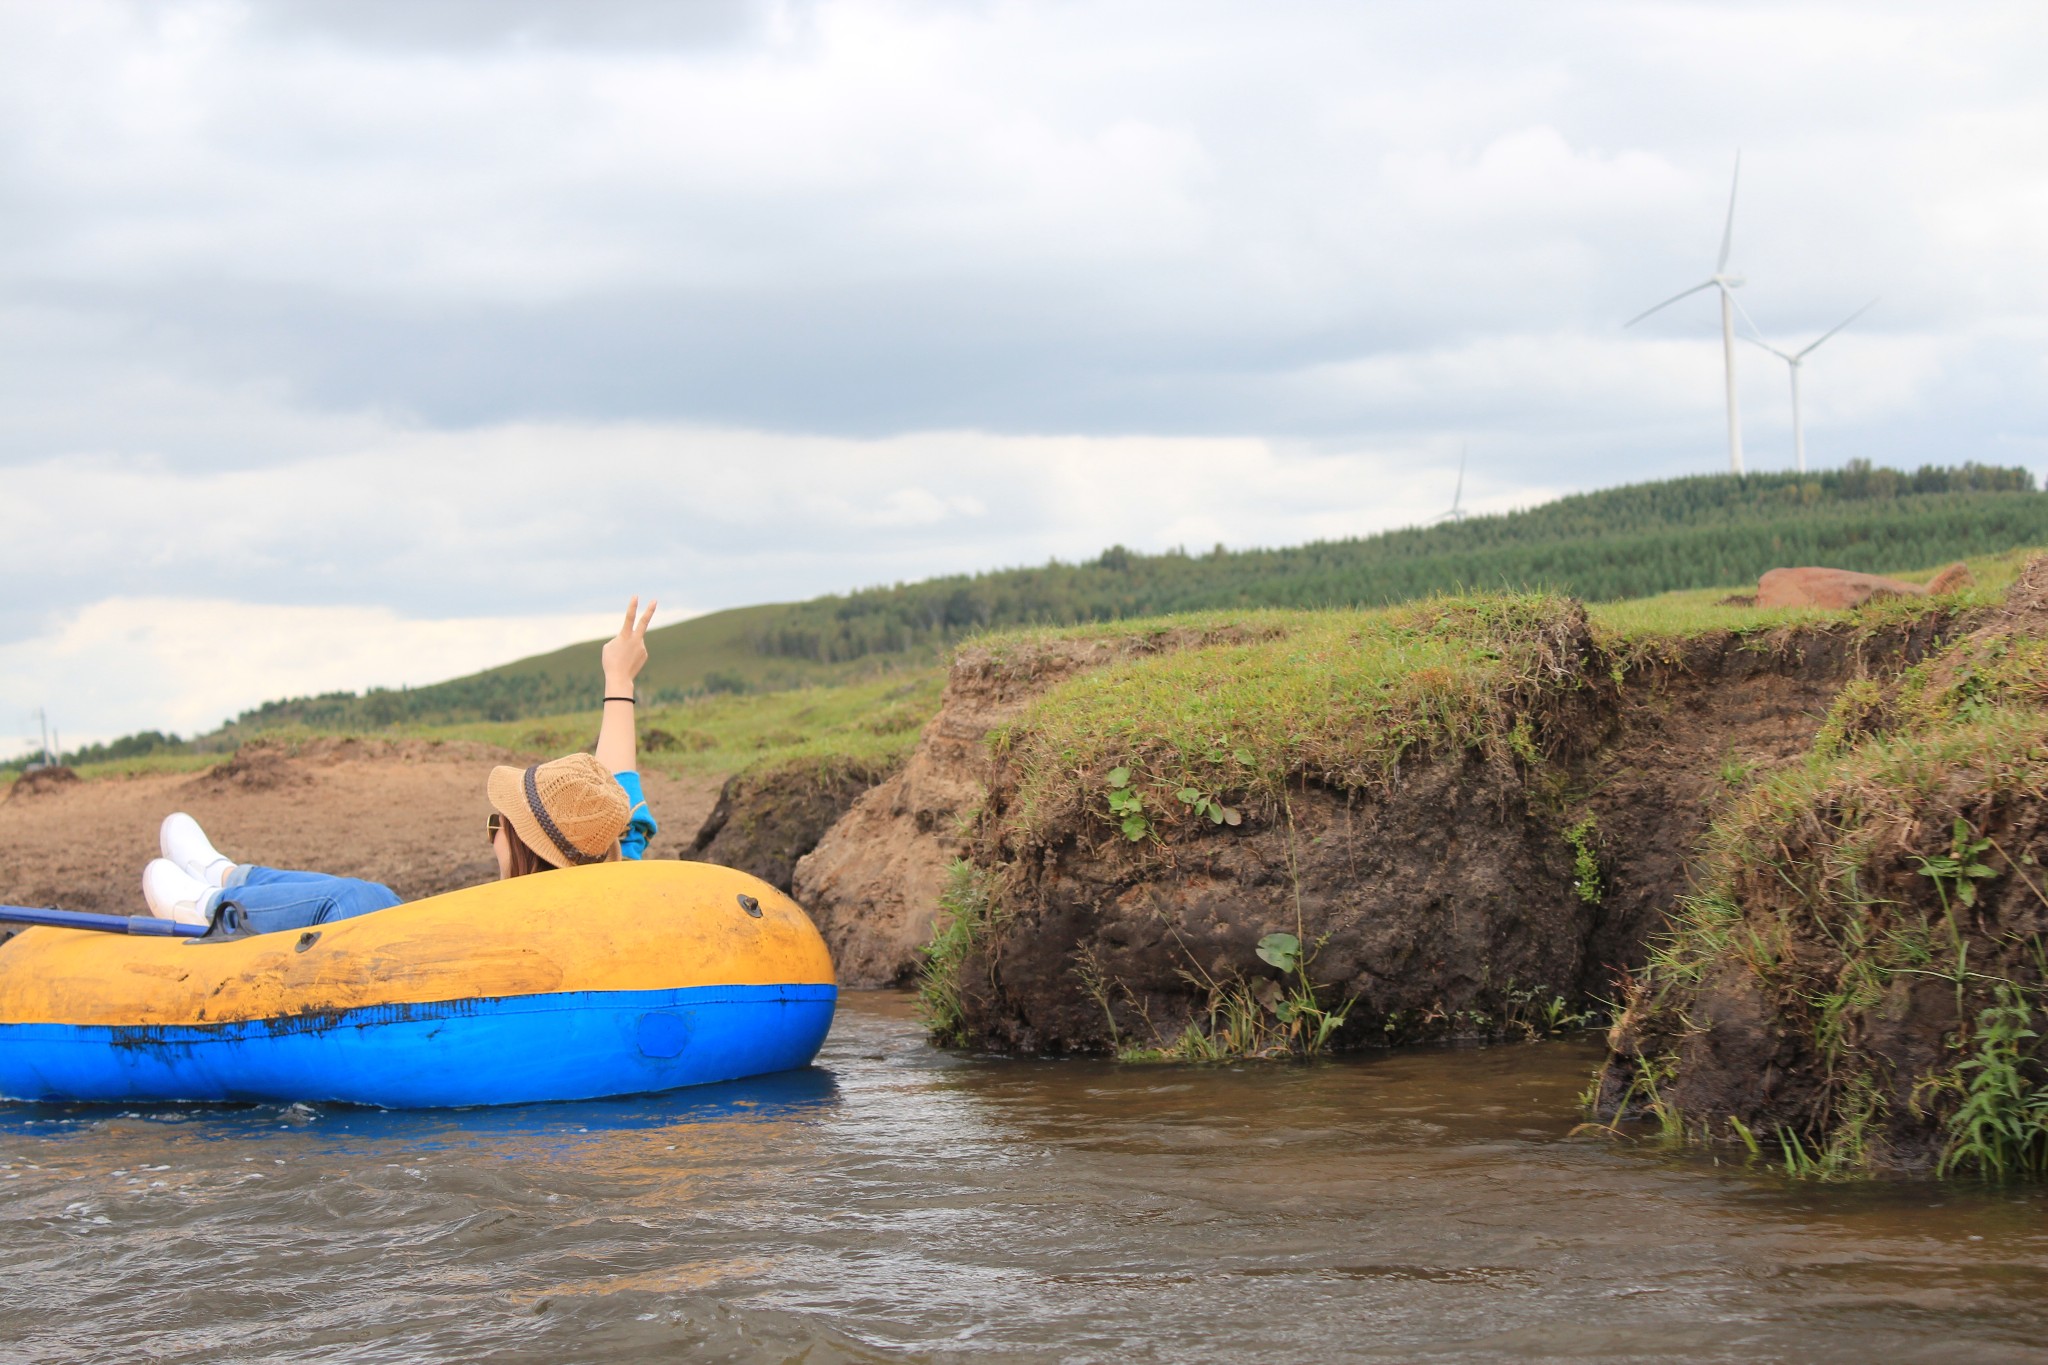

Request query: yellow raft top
[{"left": 0, "top": 860, "right": 834, "bottom": 1029}]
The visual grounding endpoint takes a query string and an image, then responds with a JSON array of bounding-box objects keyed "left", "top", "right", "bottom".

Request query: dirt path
[{"left": 0, "top": 740, "right": 723, "bottom": 917}]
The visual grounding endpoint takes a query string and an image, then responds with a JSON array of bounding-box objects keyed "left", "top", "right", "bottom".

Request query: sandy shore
[{"left": 0, "top": 738, "right": 722, "bottom": 917}]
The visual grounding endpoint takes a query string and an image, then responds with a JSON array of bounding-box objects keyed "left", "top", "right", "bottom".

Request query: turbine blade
[
  {"left": 1715, "top": 150, "right": 1741, "bottom": 274},
  {"left": 1795, "top": 297, "right": 1879, "bottom": 359},
  {"left": 1729, "top": 295, "right": 1793, "bottom": 360},
  {"left": 1624, "top": 279, "right": 1715, "bottom": 328}
]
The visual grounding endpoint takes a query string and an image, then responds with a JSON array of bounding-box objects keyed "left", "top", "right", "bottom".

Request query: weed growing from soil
[
  {"left": 1111, "top": 927, "right": 1359, "bottom": 1063},
  {"left": 918, "top": 860, "right": 1000, "bottom": 1046},
  {"left": 1104, "top": 767, "right": 1149, "bottom": 841},
  {"left": 1384, "top": 983, "right": 1594, "bottom": 1046},
  {"left": 1563, "top": 815, "right": 1603, "bottom": 906},
  {"left": 1919, "top": 983, "right": 2048, "bottom": 1179},
  {"left": 1915, "top": 817, "right": 1999, "bottom": 911}
]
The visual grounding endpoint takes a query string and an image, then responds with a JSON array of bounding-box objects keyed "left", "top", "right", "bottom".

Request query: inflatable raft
[{"left": 0, "top": 861, "right": 836, "bottom": 1108}]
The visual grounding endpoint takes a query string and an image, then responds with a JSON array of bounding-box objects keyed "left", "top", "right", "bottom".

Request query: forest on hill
[
  {"left": 19, "top": 461, "right": 2042, "bottom": 756},
  {"left": 748, "top": 462, "right": 2037, "bottom": 666}
]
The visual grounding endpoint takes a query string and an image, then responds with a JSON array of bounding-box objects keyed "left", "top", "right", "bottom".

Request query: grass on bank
[
  {"left": 973, "top": 550, "right": 2028, "bottom": 851},
  {"left": 28, "top": 670, "right": 945, "bottom": 785},
  {"left": 1606, "top": 574, "right": 2048, "bottom": 1179},
  {"left": 984, "top": 592, "right": 1590, "bottom": 844}
]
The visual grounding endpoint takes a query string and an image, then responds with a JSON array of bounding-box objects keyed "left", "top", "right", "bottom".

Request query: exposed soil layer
[
  {"left": 957, "top": 763, "right": 1590, "bottom": 1053},
  {"left": 1577, "top": 614, "right": 1958, "bottom": 985},
  {"left": 1593, "top": 562, "right": 2048, "bottom": 1173},
  {"left": 0, "top": 739, "right": 721, "bottom": 931},
  {"left": 1594, "top": 778, "right": 2048, "bottom": 1174},
  {"left": 685, "top": 756, "right": 895, "bottom": 893},
  {"left": 936, "top": 607, "right": 1975, "bottom": 1053},
  {"left": 795, "top": 625, "right": 1284, "bottom": 987},
  {"left": 5, "top": 766, "right": 79, "bottom": 800}
]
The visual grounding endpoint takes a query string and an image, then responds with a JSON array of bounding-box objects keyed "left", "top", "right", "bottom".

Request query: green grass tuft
[
  {"left": 988, "top": 591, "right": 1589, "bottom": 845},
  {"left": 918, "top": 860, "right": 1001, "bottom": 1045}
]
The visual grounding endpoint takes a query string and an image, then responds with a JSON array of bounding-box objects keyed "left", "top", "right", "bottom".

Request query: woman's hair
[
  {"left": 501, "top": 821, "right": 555, "bottom": 879},
  {"left": 500, "top": 816, "right": 623, "bottom": 879}
]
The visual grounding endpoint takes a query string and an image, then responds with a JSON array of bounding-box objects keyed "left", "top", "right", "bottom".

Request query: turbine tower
[
  {"left": 1627, "top": 154, "right": 1747, "bottom": 474},
  {"left": 1740, "top": 299, "right": 1877, "bottom": 474},
  {"left": 1434, "top": 446, "right": 1468, "bottom": 522}
]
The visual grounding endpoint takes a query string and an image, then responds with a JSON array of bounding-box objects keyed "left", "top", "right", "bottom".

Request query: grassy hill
[
  {"left": 31, "top": 460, "right": 2048, "bottom": 755},
  {"left": 27, "top": 545, "right": 2041, "bottom": 786},
  {"left": 219, "top": 604, "right": 936, "bottom": 735}
]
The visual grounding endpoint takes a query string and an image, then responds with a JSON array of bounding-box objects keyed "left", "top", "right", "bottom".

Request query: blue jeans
[{"left": 204, "top": 866, "right": 403, "bottom": 937}]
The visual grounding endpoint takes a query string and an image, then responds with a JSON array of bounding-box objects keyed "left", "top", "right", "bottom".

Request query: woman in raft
[{"left": 138, "top": 598, "right": 661, "bottom": 935}]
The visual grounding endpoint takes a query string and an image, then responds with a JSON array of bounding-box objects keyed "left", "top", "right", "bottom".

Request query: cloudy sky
[{"left": 5, "top": 0, "right": 2045, "bottom": 747}]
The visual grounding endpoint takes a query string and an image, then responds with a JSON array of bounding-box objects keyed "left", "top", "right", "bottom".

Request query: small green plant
[
  {"left": 1917, "top": 817, "right": 1998, "bottom": 910},
  {"left": 1072, "top": 944, "right": 1123, "bottom": 1050},
  {"left": 1252, "top": 931, "right": 1353, "bottom": 1055},
  {"left": 1508, "top": 716, "right": 1541, "bottom": 765},
  {"left": 1498, "top": 982, "right": 1595, "bottom": 1040},
  {"left": 1176, "top": 786, "right": 1242, "bottom": 827},
  {"left": 1563, "top": 815, "right": 1602, "bottom": 906},
  {"left": 917, "top": 860, "right": 999, "bottom": 1045},
  {"left": 1924, "top": 983, "right": 2048, "bottom": 1179},
  {"left": 1255, "top": 931, "right": 1302, "bottom": 972},
  {"left": 1579, "top": 1051, "right": 1684, "bottom": 1142},
  {"left": 1811, "top": 677, "right": 1887, "bottom": 759},
  {"left": 1727, "top": 1114, "right": 1762, "bottom": 1159},
  {"left": 1105, "top": 766, "right": 1150, "bottom": 841}
]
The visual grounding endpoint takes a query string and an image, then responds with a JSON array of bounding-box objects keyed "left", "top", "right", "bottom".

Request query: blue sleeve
[{"left": 613, "top": 770, "right": 659, "bottom": 861}]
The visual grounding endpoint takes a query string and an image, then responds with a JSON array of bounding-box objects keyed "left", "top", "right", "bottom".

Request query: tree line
[
  {"left": 11, "top": 461, "right": 2038, "bottom": 764},
  {"left": 748, "top": 463, "right": 2042, "bottom": 664}
]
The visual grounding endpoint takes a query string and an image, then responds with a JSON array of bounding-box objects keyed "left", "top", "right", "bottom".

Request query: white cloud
[
  {"left": 0, "top": 597, "right": 622, "bottom": 749},
  {"left": 1, "top": 0, "right": 2046, "bottom": 737},
  {"left": 0, "top": 421, "right": 1479, "bottom": 631}
]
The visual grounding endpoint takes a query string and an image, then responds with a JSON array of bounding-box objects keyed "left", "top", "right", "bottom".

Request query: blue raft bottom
[{"left": 0, "top": 984, "right": 838, "bottom": 1108}]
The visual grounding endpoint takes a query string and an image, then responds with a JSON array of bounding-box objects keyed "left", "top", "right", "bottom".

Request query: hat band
[{"left": 523, "top": 764, "right": 604, "bottom": 866}]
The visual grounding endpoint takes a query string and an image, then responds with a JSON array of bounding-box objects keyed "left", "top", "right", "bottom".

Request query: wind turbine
[
  {"left": 1738, "top": 298, "right": 1877, "bottom": 474},
  {"left": 1627, "top": 153, "right": 1747, "bottom": 474},
  {"left": 1434, "top": 446, "right": 1468, "bottom": 522}
]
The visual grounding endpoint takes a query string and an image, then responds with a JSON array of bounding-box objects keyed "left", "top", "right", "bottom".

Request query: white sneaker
[
  {"left": 142, "top": 858, "right": 212, "bottom": 926},
  {"left": 160, "top": 812, "right": 234, "bottom": 888}
]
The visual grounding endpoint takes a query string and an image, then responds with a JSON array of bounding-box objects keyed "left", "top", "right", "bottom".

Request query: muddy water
[{"left": 3, "top": 994, "right": 2044, "bottom": 1364}]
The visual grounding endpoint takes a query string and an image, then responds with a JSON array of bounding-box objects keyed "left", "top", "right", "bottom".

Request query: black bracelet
[{"left": 603, "top": 695, "right": 635, "bottom": 705}]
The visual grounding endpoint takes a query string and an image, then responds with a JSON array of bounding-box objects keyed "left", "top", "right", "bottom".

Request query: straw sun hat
[{"left": 487, "top": 753, "right": 631, "bottom": 868}]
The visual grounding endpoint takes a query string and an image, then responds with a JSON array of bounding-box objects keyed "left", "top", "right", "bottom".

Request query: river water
[{"left": 3, "top": 991, "right": 2044, "bottom": 1363}]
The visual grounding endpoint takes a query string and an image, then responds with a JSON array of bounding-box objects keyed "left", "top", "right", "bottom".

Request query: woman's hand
[
  {"left": 596, "top": 596, "right": 656, "bottom": 776},
  {"left": 601, "top": 596, "right": 657, "bottom": 694}
]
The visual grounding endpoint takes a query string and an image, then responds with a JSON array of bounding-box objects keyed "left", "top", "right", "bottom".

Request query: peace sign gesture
[{"left": 601, "top": 595, "right": 658, "bottom": 694}]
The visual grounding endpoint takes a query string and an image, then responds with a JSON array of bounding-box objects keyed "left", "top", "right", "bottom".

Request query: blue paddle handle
[{"left": 0, "top": 905, "right": 206, "bottom": 938}]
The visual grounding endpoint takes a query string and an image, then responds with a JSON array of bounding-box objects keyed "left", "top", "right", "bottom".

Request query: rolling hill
[{"left": 77, "top": 460, "right": 2048, "bottom": 744}]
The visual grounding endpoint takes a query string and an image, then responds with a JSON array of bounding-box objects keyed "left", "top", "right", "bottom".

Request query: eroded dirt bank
[
  {"left": 1576, "top": 613, "right": 1957, "bottom": 977},
  {"left": 793, "top": 624, "right": 1286, "bottom": 986},
  {"left": 1594, "top": 563, "right": 2048, "bottom": 1174},
  {"left": 849, "top": 598, "right": 1972, "bottom": 1056},
  {"left": 0, "top": 738, "right": 721, "bottom": 920},
  {"left": 684, "top": 755, "right": 894, "bottom": 893}
]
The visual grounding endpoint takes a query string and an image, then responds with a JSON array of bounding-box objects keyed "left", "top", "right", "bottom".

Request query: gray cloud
[
  {"left": 241, "top": 0, "right": 780, "bottom": 51},
  {"left": 2, "top": 0, "right": 2045, "bottom": 735}
]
